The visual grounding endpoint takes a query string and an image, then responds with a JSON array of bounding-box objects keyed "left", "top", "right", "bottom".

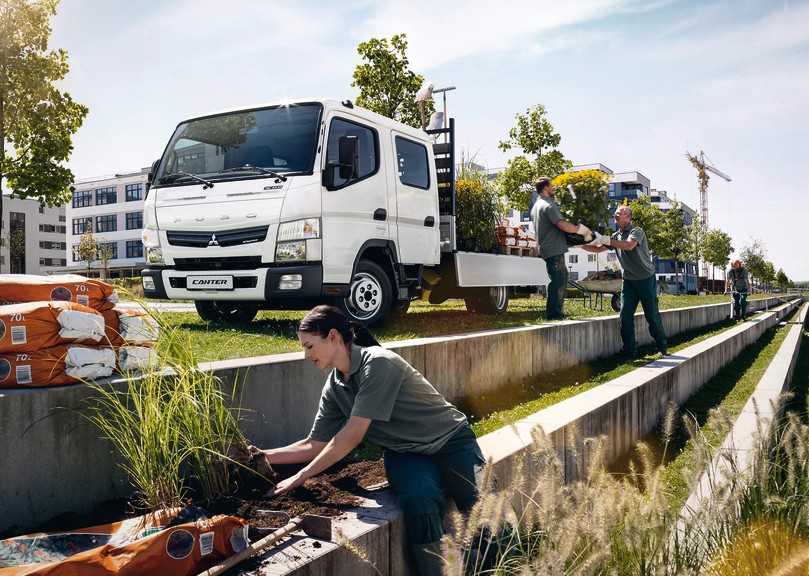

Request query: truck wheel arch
[{"left": 351, "top": 240, "right": 400, "bottom": 290}]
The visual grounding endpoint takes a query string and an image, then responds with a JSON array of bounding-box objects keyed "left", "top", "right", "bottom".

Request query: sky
[{"left": 50, "top": 0, "right": 809, "bottom": 279}]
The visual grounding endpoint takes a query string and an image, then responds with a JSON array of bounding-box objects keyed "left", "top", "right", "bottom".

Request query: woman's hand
[{"left": 271, "top": 472, "right": 307, "bottom": 496}]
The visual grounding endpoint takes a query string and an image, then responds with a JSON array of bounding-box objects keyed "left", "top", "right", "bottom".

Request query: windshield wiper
[
  {"left": 159, "top": 171, "right": 215, "bottom": 189},
  {"left": 219, "top": 164, "right": 288, "bottom": 182}
]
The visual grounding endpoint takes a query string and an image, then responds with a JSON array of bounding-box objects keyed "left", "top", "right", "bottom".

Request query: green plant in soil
[{"left": 89, "top": 300, "right": 248, "bottom": 511}]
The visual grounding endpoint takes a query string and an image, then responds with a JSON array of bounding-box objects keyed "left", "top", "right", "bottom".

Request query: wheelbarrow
[{"left": 571, "top": 277, "right": 623, "bottom": 312}]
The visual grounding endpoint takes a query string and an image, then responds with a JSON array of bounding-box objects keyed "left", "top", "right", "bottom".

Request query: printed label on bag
[
  {"left": 11, "top": 325, "right": 26, "bottom": 345},
  {"left": 77, "top": 295, "right": 90, "bottom": 306},
  {"left": 15, "top": 365, "right": 32, "bottom": 385},
  {"left": 199, "top": 532, "right": 214, "bottom": 556}
]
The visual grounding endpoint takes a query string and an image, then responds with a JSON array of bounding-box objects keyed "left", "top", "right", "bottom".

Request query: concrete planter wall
[{"left": 0, "top": 297, "right": 785, "bottom": 534}]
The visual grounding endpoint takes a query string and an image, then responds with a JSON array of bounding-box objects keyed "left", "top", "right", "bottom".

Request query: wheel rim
[
  {"left": 490, "top": 287, "right": 508, "bottom": 310},
  {"left": 345, "top": 272, "right": 383, "bottom": 321}
]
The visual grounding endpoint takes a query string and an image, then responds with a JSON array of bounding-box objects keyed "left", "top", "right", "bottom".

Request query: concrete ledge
[
  {"left": 253, "top": 298, "right": 802, "bottom": 575},
  {"left": 0, "top": 297, "right": 786, "bottom": 534},
  {"left": 682, "top": 300, "right": 809, "bottom": 516}
]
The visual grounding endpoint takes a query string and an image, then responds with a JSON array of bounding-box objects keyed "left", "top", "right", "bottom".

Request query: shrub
[{"left": 456, "top": 169, "right": 501, "bottom": 253}]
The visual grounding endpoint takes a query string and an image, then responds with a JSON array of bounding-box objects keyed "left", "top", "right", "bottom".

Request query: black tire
[
  {"left": 339, "top": 260, "right": 393, "bottom": 326},
  {"left": 465, "top": 287, "right": 509, "bottom": 315},
  {"left": 195, "top": 300, "right": 259, "bottom": 324},
  {"left": 611, "top": 293, "right": 622, "bottom": 312}
]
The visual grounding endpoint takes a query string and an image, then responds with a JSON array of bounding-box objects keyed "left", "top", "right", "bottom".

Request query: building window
[
  {"left": 57, "top": 225, "right": 66, "bottom": 234},
  {"left": 126, "top": 240, "right": 143, "bottom": 259},
  {"left": 126, "top": 211, "right": 143, "bottom": 230},
  {"left": 95, "top": 214, "right": 117, "bottom": 232},
  {"left": 97, "top": 242, "right": 118, "bottom": 260},
  {"left": 395, "top": 136, "right": 430, "bottom": 189},
  {"left": 588, "top": 254, "right": 597, "bottom": 262},
  {"left": 568, "top": 254, "right": 578, "bottom": 264},
  {"left": 570, "top": 271, "right": 579, "bottom": 281},
  {"left": 39, "top": 205, "right": 44, "bottom": 214},
  {"left": 59, "top": 215, "right": 66, "bottom": 222},
  {"left": 9, "top": 212, "right": 25, "bottom": 274},
  {"left": 95, "top": 187, "right": 117, "bottom": 205},
  {"left": 72, "top": 217, "right": 92, "bottom": 235},
  {"left": 39, "top": 224, "right": 56, "bottom": 233},
  {"left": 60, "top": 259, "right": 66, "bottom": 266},
  {"left": 125, "top": 183, "right": 143, "bottom": 202},
  {"left": 72, "top": 189, "right": 92, "bottom": 208},
  {"left": 607, "top": 253, "right": 617, "bottom": 262},
  {"left": 72, "top": 245, "right": 81, "bottom": 261}
]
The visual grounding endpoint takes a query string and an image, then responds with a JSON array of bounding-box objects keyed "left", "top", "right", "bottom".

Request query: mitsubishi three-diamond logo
[{"left": 208, "top": 233, "right": 220, "bottom": 247}]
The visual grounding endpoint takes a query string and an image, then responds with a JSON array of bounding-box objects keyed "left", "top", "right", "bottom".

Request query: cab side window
[
  {"left": 395, "top": 136, "right": 429, "bottom": 189},
  {"left": 326, "top": 118, "right": 378, "bottom": 188}
]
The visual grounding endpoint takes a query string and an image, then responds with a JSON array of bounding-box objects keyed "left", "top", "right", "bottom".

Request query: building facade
[
  {"left": 66, "top": 167, "right": 148, "bottom": 278},
  {"left": 0, "top": 194, "right": 67, "bottom": 275}
]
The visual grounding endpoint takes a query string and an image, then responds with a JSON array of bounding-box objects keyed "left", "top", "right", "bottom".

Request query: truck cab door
[
  {"left": 321, "top": 114, "right": 388, "bottom": 284},
  {"left": 391, "top": 132, "right": 440, "bottom": 265}
]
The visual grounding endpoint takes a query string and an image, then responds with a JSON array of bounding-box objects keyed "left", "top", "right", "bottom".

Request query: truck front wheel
[
  {"left": 195, "top": 301, "right": 259, "bottom": 324},
  {"left": 340, "top": 260, "right": 393, "bottom": 326}
]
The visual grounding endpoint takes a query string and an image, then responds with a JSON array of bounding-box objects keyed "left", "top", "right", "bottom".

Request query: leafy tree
[
  {"left": 496, "top": 105, "right": 571, "bottom": 211},
  {"left": 77, "top": 229, "right": 96, "bottom": 277},
  {"left": 455, "top": 160, "right": 500, "bottom": 252},
  {"left": 761, "top": 260, "right": 776, "bottom": 292},
  {"left": 740, "top": 238, "right": 767, "bottom": 292},
  {"left": 702, "top": 228, "right": 733, "bottom": 290},
  {"left": 351, "top": 33, "right": 431, "bottom": 128},
  {"left": 0, "top": 0, "right": 88, "bottom": 236},
  {"left": 628, "top": 195, "right": 666, "bottom": 255},
  {"left": 776, "top": 268, "right": 790, "bottom": 292},
  {"left": 685, "top": 215, "right": 707, "bottom": 275},
  {"left": 658, "top": 202, "right": 689, "bottom": 292},
  {"left": 551, "top": 170, "right": 611, "bottom": 233}
]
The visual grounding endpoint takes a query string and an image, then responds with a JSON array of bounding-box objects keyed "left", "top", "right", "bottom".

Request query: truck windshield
[{"left": 154, "top": 103, "right": 322, "bottom": 186}]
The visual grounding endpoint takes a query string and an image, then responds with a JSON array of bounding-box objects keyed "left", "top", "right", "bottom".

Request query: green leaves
[
  {"left": 496, "top": 105, "right": 571, "bottom": 211},
  {"left": 0, "top": 0, "right": 88, "bottom": 210},
  {"left": 703, "top": 229, "right": 734, "bottom": 270},
  {"left": 628, "top": 196, "right": 666, "bottom": 255},
  {"left": 351, "top": 33, "right": 431, "bottom": 128}
]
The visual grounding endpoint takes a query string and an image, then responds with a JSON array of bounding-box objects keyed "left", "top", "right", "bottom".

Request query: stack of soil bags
[
  {"left": 0, "top": 507, "right": 248, "bottom": 576},
  {"left": 0, "top": 275, "right": 159, "bottom": 387},
  {"left": 0, "top": 274, "right": 118, "bottom": 310},
  {"left": 0, "top": 301, "right": 115, "bottom": 388}
]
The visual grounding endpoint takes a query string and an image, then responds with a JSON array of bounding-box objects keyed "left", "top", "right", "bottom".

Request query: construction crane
[{"left": 687, "top": 150, "right": 732, "bottom": 278}]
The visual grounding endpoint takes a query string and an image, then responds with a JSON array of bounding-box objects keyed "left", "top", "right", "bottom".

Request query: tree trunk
[{"left": 711, "top": 264, "right": 715, "bottom": 293}]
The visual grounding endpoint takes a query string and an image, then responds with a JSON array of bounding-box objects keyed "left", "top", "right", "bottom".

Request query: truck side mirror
[
  {"left": 146, "top": 158, "right": 161, "bottom": 192},
  {"left": 338, "top": 135, "right": 358, "bottom": 180}
]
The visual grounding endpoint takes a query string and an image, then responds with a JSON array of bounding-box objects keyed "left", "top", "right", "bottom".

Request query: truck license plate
[{"left": 187, "top": 275, "right": 234, "bottom": 290}]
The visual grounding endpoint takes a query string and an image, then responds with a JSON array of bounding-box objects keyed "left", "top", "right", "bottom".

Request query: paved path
[{"left": 116, "top": 300, "right": 196, "bottom": 313}]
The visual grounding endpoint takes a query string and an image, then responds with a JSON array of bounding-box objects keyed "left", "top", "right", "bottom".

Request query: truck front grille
[
  {"left": 166, "top": 225, "right": 269, "bottom": 248},
  {"left": 173, "top": 256, "right": 263, "bottom": 270}
]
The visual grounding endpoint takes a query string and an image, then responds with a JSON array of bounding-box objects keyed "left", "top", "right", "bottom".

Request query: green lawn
[{"left": 156, "top": 294, "right": 773, "bottom": 363}]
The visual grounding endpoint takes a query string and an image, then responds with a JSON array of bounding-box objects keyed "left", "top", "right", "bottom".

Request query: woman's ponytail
[{"left": 350, "top": 321, "right": 381, "bottom": 348}]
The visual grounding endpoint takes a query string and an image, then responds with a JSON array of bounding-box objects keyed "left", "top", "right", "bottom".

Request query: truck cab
[{"left": 142, "top": 98, "right": 441, "bottom": 324}]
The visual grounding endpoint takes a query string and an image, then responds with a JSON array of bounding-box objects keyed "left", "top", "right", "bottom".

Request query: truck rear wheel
[
  {"left": 465, "top": 287, "right": 509, "bottom": 315},
  {"left": 340, "top": 260, "right": 393, "bottom": 326},
  {"left": 195, "top": 301, "right": 259, "bottom": 324}
]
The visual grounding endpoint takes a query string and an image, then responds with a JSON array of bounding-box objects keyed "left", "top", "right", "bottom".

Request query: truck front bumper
[{"left": 141, "top": 264, "right": 324, "bottom": 302}]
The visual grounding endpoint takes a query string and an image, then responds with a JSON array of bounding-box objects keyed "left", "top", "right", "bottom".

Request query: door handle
[
  {"left": 424, "top": 216, "right": 435, "bottom": 227},
  {"left": 373, "top": 208, "right": 387, "bottom": 221}
]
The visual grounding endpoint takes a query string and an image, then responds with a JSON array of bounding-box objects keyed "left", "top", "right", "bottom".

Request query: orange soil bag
[
  {"left": 0, "top": 275, "right": 118, "bottom": 311},
  {"left": 0, "top": 301, "right": 106, "bottom": 354},
  {"left": 0, "top": 345, "right": 116, "bottom": 388},
  {"left": 0, "top": 507, "right": 249, "bottom": 576}
]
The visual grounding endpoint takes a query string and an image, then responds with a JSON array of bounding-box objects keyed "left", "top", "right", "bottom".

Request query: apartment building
[
  {"left": 66, "top": 167, "right": 148, "bottom": 278},
  {"left": 0, "top": 194, "right": 67, "bottom": 275}
]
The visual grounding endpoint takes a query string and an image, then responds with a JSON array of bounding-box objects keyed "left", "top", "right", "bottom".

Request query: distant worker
[
  {"left": 584, "top": 205, "right": 668, "bottom": 357},
  {"left": 531, "top": 177, "right": 593, "bottom": 320},
  {"left": 726, "top": 259, "right": 751, "bottom": 321}
]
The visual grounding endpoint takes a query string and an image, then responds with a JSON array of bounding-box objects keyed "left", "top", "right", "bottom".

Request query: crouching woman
[{"left": 254, "top": 305, "right": 484, "bottom": 575}]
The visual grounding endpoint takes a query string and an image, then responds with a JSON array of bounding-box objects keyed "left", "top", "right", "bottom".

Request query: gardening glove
[{"left": 576, "top": 223, "right": 594, "bottom": 242}]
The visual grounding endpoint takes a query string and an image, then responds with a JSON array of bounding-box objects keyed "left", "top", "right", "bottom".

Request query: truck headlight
[
  {"left": 141, "top": 228, "right": 161, "bottom": 249},
  {"left": 275, "top": 241, "right": 306, "bottom": 262},
  {"left": 277, "top": 218, "right": 320, "bottom": 242}
]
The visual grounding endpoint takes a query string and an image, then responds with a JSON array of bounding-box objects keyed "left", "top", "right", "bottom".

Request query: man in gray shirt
[
  {"left": 583, "top": 205, "right": 667, "bottom": 356},
  {"left": 531, "top": 177, "right": 592, "bottom": 319}
]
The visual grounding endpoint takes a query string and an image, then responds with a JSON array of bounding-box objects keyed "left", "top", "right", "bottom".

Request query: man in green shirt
[
  {"left": 583, "top": 205, "right": 668, "bottom": 356},
  {"left": 531, "top": 177, "right": 593, "bottom": 319},
  {"left": 726, "top": 259, "right": 751, "bottom": 320}
]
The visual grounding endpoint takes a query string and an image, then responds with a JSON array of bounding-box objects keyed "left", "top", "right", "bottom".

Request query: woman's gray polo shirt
[{"left": 308, "top": 345, "right": 467, "bottom": 455}]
